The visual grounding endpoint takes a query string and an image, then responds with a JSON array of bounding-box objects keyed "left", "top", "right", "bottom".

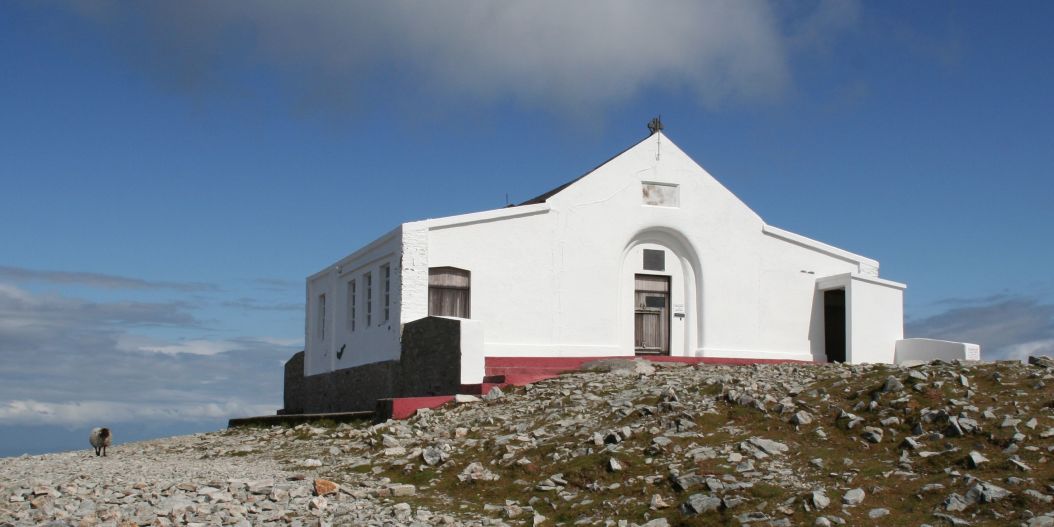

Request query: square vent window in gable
[
  {"left": 642, "top": 182, "right": 679, "bottom": 207},
  {"left": 643, "top": 249, "right": 665, "bottom": 271}
]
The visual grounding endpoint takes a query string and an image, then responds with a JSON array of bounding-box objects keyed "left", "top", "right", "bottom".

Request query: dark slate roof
[{"left": 517, "top": 133, "right": 656, "bottom": 206}]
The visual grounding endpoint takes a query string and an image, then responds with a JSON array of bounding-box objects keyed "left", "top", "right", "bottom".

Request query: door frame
[{"left": 634, "top": 273, "right": 671, "bottom": 355}]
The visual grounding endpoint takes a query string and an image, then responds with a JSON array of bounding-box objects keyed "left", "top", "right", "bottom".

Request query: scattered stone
[
  {"left": 483, "top": 386, "right": 505, "bottom": 401},
  {"left": 791, "top": 411, "right": 813, "bottom": 425},
  {"left": 458, "top": 462, "right": 500, "bottom": 482},
  {"left": 1029, "top": 355, "right": 1054, "bottom": 368},
  {"left": 882, "top": 376, "right": 904, "bottom": 392},
  {"left": 1010, "top": 458, "right": 1033, "bottom": 471},
  {"left": 933, "top": 512, "right": 973, "bottom": 526},
  {"left": 422, "top": 445, "right": 448, "bottom": 466},
  {"left": 944, "top": 493, "right": 970, "bottom": 512},
  {"left": 649, "top": 494, "right": 670, "bottom": 510},
  {"left": 862, "top": 427, "right": 883, "bottom": 443},
  {"left": 966, "top": 451, "right": 988, "bottom": 468},
  {"left": 842, "top": 488, "right": 865, "bottom": 506},
  {"left": 811, "top": 490, "right": 830, "bottom": 510},
  {"left": 313, "top": 478, "right": 339, "bottom": 496},
  {"left": 965, "top": 482, "right": 1011, "bottom": 503},
  {"left": 681, "top": 493, "right": 722, "bottom": 514},
  {"left": 868, "top": 508, "right": 890, "bottom": 519},
  {"left": 641, "top": 519, "right": 670, "bottom": 527},
  {"left": 746, "top": 437, "right": 789, "bottom": 456},
  {"left": 4, "top": 358, "right": 1052, "bottom": 527},
  {"left": 1025, "top": 489, "right": 1054, "bottom": 504}
]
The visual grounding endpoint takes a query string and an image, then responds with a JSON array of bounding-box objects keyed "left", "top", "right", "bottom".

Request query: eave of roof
[{"left": 517, "top": 132, "right": 658, "bottom": 206}]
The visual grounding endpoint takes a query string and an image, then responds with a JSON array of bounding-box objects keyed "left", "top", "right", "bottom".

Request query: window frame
[
  {"left": 382, "top": 264, "right": 391, "bottom": 324},
  {"left": 364, "top": 272, "right": 373, "bottom": 326},
  {"left": 428, "top": 267, "right": 471, "bottom": 318},
  {"left": 347, "top": 279, "right": 356, "bottom": 332}
]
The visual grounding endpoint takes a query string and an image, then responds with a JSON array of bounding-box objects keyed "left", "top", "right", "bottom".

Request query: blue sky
[{"left": 1, "top": 1, "right": 1052, "bottom": 456}]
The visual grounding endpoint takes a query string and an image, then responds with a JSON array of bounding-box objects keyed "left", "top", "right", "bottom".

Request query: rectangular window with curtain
[{"left": 428, "top": 267, "right": 470, "bottom": 318}]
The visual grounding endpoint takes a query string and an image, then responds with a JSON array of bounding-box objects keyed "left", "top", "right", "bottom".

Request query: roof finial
[{"left": 647, "top": 116, "right": 664, "bottom": 135}]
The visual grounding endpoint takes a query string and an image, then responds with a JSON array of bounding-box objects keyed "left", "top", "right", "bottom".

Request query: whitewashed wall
[
  {"left": 308, "top": 132, "right": 908, "bottom": 373},
  {"left": 304, "top": 228, "right": 403, "bottom": 376},
  {"left": 407, "top": 133, "right": 902, "bottom": 363}
]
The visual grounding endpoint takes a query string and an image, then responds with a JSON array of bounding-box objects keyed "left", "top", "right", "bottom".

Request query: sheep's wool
[{"left": 89, "top": 428, "right": 111, "bottom": 449}]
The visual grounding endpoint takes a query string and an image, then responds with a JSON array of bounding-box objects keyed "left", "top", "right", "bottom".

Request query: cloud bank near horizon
[
  {"left": 0, "top": 281, "right": 299, "bottom": 428},
  {"left": 63, "top": 0, "right": 860, "bottom": 115},
  {"left": 906, "top": 295, "right": 1054, "bottom": 362}
]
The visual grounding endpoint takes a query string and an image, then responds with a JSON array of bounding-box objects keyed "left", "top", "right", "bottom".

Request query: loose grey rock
[
  {"left": 681, "top": 493, "right": 722, "bottom": 514},
  {"left": 746, "top": 437, "right": 789, "bottom": 456},
  {"left": 1029, "top": 355, "right": 1054, "bottom": 368},
  {"left": 966, "top": 451, "right": 988, "bottom": 468},
  {"left": 641, "top": 519, "right": 670, "bottom": 527},
  {"left": 811, "top": 490, "right": 830, "bottom": 510},
  {"left": 791, "top": 411, "right": 813, "bottom": 425},
  {"left": 483, "top": 386, "right": 504, "bottom": 401},
  {"left": 882, "top": 376, "right": 904, "bottom": 392},
  {"left": 842, "top": 488, "right": 865, "bottom": 506},
  {"left": 933, "top": 512, "right": 973, "bottom": 526},
  {"left": 862, "top": 427, "right": 883, "bottom": 443},
  {"left": 965, "top": 481, "right": 1010, "bottom": 503},
  {"left": 944, "top": 493, "right": 970, "bottom": 512}
]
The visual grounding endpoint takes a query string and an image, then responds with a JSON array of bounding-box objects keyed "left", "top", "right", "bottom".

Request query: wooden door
[{"left": 634, "top": 274, "right": 670, "bottom": 355}]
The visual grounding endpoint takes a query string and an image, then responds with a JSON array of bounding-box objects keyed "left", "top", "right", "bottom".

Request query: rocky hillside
[{"left": 5, "top": 357, "right": 1054, "bottom": 526}]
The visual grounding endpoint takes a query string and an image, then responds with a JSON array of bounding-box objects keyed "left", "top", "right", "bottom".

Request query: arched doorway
[{"left": 620, "top": 229, "right": 702, "bottom": 357}]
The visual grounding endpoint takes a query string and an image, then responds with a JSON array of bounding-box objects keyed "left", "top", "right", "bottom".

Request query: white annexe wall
[{"left": 304, "top": 131, "right": 973, "bottom": 383}]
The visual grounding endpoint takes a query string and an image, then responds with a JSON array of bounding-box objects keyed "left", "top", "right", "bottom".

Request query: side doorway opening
[
  {"left": 634, "top": 274, "right": 670, "bottom": 355},
  {"left": 823, "top": 289, "right": 846, "bottom": 363}
]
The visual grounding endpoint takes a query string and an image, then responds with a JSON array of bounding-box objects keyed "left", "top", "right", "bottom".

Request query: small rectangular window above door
[
  {"left": 643, "top": 249, "right": 665, "bottom": 271},
  {"left": 429, "top": 267, "right": 470, "bottom": 318}
]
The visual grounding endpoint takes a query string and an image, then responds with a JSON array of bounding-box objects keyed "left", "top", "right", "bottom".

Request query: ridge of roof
[{"left": 517, "top": 132, "right": 659, "bottom": 206}]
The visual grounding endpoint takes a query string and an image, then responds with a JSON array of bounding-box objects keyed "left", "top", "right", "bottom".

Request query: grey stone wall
[
  {"left": 280, "top": 351, "right": 305, "bottom": 414},
  {"left": 281, "top": 316, "right": 463, "bottom": 415},
  {"left": 397, "top": 316, "right": 462, "bottom": 397}
]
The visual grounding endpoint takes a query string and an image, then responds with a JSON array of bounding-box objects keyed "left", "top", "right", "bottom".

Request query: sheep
[{"left": 89, "top": 427, "right": 111, "bottom": 456}]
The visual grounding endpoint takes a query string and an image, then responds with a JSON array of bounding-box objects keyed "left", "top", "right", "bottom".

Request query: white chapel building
[{"left": 286, "top": 124, "right": 978, "bottom": 413}]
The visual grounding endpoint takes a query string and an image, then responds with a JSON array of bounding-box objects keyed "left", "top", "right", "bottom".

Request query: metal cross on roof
[{"left": 647, "top": 116, "right": 664, "bottom": 135}]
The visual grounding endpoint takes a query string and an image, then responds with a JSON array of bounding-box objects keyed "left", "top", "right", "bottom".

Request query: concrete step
[{"left": 376, "top": 395, "right": 455, "bottom": 421}]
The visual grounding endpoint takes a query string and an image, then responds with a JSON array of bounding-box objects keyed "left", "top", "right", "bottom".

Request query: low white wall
[
  {"left": 848, "top": 275, "right": 904, "bottom": 364},
  {"left": 896, "top": 338, "right": 981, "bottom": 363},
  {"left": 458, "top": 318, "right": 485, "bottom": 384}
]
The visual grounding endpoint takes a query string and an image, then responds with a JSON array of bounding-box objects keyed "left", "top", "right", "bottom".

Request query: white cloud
[
  {"left": 116, "top": 334, "right": 302, "bottom": 356},
  {"left": 0, "top": 265, "right": 215, "bottom": 291},
  {"left": 118, "top": 336, "right": 241, "bottom": 356},
  {"left": 0, "top": 399, "right": 276, "bottom": 427},
  {"left": 0, "top": 283, "right": 299, "bottom": 431},
  {"left": 1000, "top": 338, "right": 1054, "bottom": 363},
  {"left": 907, "top": 295, "right": 1054, "bottom": 361},
  {"left": 63, "top": 0, "right": 862, "bottom": 114}
]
